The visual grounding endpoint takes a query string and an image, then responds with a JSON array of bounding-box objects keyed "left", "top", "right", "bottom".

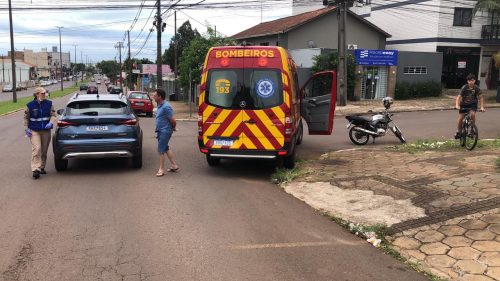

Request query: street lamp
[{"left": 56, "top": 26, "right": 63, "bottom": 91}]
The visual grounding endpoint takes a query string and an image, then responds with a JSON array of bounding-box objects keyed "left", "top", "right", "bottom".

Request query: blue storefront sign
[
  {"left": 141, "top": 77, "right": 150, "bottom": 87},
  {"left": 355, "top": 49, "right": 398, "bottom": 66}
]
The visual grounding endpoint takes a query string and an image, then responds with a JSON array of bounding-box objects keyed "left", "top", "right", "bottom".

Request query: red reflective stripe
[
  {"left": 213, "top": 110, "right": 240, "bottom": 137},
  {"left": 232, "top": 125, "right": 265, "bottom": 150},
  {"left": 245, "top": 111, "right": 281, "bottom": 149}
]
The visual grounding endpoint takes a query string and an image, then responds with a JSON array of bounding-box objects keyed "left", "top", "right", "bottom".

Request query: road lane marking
[{"left": 230, "top": 241, "right": 343, "bottom": 250}]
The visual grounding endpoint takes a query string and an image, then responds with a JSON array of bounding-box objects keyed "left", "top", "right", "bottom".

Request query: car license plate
[
  {"left": 86, "top": 125, "right": 108, "bottom": 131},
  {"left": 214, "top": 139, "right": 234, "bottom": 146},
  {"left": 135, "top": 102, "right": 144, "bottom": 106}
]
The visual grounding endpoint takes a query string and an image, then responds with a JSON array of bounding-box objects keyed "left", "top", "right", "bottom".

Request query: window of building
[
  {"left": 403, "top": 66, "right": 428, "bottom": 75},
  {"left": 453, "top": 8, "right": 472, "bottom": 26},
  {"left": 259, "top": 42, "right": 269, "bottom": 46}
]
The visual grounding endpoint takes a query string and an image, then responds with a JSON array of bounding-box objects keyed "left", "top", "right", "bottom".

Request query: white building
[
  {"left": 292, "top": 0, "right": 500, "bottom": 90},
  {"left": 0, "top": 59, "right": 34, "bottom": 84}
]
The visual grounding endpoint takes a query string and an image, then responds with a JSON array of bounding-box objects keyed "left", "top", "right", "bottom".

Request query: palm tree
[{"left": 473, "top": 0, "right": 500, "bottom": 16}]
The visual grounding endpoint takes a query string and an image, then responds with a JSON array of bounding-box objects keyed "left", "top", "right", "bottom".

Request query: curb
[{"left": 335, "top": 103, "right": 500, "bottom": 116}]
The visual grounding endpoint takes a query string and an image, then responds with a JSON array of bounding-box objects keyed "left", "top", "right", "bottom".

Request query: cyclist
[{"left": 454, "top": 74, "right": 485, "bottom": 139}]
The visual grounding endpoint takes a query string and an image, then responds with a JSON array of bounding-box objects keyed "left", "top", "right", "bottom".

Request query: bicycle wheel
[
  {"left": 465, "top": 123, "right": 478, "bottom": 150},
  {"left": 460, "top": 125, "right": 466, "bottom": 147}
]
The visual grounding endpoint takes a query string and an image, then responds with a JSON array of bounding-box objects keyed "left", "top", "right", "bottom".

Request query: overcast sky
[{"left": 0, "top": 0, "right": 299, "bottom": 64}]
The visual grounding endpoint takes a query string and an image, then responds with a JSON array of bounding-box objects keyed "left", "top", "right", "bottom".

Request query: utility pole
[
  {"left": 116, "top": 42, "right": 123, "bottom": 90},
  {"left": 155, "top": 0, "right": 164, "bottom": 89},
  {"left": 337, "top": 1, "right": 347, "bottom": 106},
  {"left": 324, "top": 0, "right": 348, "bottom": 106},
  {"left": 8, "top": 0, "right": 17, "bottom": 102},
  {"left": 56, "top": 26, "right": 64, "bottom": 91},
  {"left": 127, "top": 30, "right": 132, "bottom": 91},
  {"left": 73, "top": 44, "right": 77, "bottom": 85}
]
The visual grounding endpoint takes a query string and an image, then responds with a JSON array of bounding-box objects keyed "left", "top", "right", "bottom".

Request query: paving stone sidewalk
[{"left": 283, "top": 148, "right": 500, "bottom": 281}]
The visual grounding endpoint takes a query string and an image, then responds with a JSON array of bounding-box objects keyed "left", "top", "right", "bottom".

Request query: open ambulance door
[{"left": 300, "top": 71, "right": 337, "bottom": 135}]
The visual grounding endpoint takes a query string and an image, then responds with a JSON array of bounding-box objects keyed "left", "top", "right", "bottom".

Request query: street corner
[{"left": 281, "top": 147, "right": 499, "bottom": 280}]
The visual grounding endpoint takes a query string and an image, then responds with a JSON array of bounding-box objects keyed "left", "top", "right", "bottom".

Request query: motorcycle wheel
[
  {"left": 393, "top": 125, "right": 406, "bottom": 144},
  {"left": 349, "top": 127, "right": 369, "bottom": 145}
]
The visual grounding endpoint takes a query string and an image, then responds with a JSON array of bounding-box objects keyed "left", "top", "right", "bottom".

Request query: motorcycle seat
[{"left": 346, "top": 115, "right": 371, "bottom": 125}]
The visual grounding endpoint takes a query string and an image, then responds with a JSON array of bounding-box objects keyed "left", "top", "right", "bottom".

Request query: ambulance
[{"left": 198, "top": 46, "right": 337, "bottom": 168}]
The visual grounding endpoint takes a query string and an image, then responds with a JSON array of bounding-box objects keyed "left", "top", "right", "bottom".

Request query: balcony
[{"left": 481, "top": 24, "right": 500, "bottom": 45}]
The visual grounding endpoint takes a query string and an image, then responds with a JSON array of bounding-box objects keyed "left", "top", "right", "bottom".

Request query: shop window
[
  {"left": 403, "top": 66, "right": 428, "bottom": 75},
  {"left": 453, "top": 8, "right": 472, "bottom": 26}
]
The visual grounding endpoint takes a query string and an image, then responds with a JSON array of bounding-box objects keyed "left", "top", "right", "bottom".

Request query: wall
[
  {"left": 240, "top": 34, "right": 288, "bottom": 48},
  {"left": 396, "top": 51, "right": 443, "bottom": 83},
  {"left": 0, "top": 60, "right": 33, "bottom": 84},
  {"left": 287, "top": 12, "right": 387, "bottom": 50},
  {"left": 349, "top": 0, "right": 491, "bottom": 52}
]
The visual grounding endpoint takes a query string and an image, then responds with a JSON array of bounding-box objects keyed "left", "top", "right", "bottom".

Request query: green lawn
[{"left": 0, "top": 85, "right": 80, "bottom": 116}]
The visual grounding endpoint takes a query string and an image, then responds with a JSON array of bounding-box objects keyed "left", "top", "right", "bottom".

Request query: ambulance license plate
[
  {"left": 86, "top": 125, "right": 108, "bottom": 131},
  {"left": 214, "top": 139, "right": 234, "bottom": 146}
]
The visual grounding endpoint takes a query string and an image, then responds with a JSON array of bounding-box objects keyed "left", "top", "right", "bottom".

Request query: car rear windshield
[
  {"left": 129, "top": 93, "right": 149, "bottom": 99},
  {"left": 206, "top": 69, "right": 283, "bottom": 110},
  {"left": 66, "top": 101, "right": 129, "bottom": 116}
]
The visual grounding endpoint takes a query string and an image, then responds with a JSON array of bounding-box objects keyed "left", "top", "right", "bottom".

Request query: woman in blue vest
[{"left": 24, "top": 87, "right": 57, "bottom": 179}]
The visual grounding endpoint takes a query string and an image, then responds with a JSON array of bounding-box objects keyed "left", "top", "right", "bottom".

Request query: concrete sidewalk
[
  {"left": 169, "top": 91, "right": 500, "bottom": 120},
  {"left": 284, "top": 147, "right": 500, "bottom": 281}
]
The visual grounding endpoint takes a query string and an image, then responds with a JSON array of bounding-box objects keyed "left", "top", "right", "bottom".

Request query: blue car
[{"left": 52, "top": 93, "right": 143, "bottom": 171}]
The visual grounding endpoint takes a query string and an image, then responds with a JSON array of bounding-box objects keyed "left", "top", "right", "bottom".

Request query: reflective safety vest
[{"left": 27, "top": 99, "right": 52, "bottom": 131}]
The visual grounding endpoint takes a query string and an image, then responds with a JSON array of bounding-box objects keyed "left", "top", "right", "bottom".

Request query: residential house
[{"left": 232, "top": 6, "right": 402, "bottom": 99}]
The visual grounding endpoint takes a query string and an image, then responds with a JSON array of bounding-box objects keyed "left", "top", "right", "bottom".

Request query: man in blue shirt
[{"left": 153, "top": 89, "right": 178, "bottom": 176}]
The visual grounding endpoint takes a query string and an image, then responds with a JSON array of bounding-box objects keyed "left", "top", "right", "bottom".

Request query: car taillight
[
  {"left": 57, "top": 120, "right": 77, "bottom": 128},
  {"left": 119, "top": 119, "right": 137, "bottom": 126},
  {"left": 285, "top": 116, "right": 293, "bottom": 137}
]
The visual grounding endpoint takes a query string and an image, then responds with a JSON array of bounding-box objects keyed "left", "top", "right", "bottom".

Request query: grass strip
[
  {"left": 271, "top": 159, "right": 307, "bottom": 185},
  {"left": 388, "top": 138, "right": 500, "bottom": 153},
  {"left": 322, "top": 213, "right": 447, "bottom": 281},
  {"left": 0, "top": 84, "right": 80, "bottom": 115}
]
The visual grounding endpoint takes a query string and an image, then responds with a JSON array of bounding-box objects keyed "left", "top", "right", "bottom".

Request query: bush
[
  {"left": 311, "top": 51, "right": 356, "bottom": 100},
  {"left": 395, "top": 81, "right": 442, "bottom": 100}
]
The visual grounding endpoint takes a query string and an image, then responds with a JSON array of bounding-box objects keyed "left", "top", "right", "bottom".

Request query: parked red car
[{"left": 128, "top": 91, "right": 153, "bottom": 117}]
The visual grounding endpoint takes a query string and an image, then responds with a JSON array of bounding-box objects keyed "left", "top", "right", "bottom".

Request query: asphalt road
[
  {"left": 299, "top": 107, "right": 500, "bottom": 159},
  {"left": 1, "top": 88, "right": 497, "bottom": 280}
]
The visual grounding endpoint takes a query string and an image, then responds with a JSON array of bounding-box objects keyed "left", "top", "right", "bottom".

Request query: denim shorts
[
  {"left": 459, "top": 102, "right": 477, "bottom": 114},
  {"left": 157, "top": 130, "right": 173, "bottom": 154}
]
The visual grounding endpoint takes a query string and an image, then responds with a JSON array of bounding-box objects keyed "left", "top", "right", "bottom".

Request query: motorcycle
[{"left": 345, "top": 97, "right": 406, "bottom": 145}]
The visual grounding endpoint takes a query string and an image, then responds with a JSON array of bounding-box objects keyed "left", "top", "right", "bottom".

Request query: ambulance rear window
[{"left": 206, "top": 69, "right": 283, "bottom": 110}]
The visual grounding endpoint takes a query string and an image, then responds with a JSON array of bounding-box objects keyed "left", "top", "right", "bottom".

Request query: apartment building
[{"left": 293, "top": 0, "right": 500, "bottom": 90}]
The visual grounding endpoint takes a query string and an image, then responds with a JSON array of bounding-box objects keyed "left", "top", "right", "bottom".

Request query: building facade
[{"left": 293, "top": 0, "right": 500, "bottom": 90}]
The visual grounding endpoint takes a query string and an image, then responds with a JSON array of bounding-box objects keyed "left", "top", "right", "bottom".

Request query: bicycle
[{"left": 459, "top": 108, "right": 479, "bottom": 150}]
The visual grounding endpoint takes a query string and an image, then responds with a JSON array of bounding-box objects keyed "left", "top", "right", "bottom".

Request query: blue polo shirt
[{"left": 155, "top": 101, "right": 174, "bottom": 132}]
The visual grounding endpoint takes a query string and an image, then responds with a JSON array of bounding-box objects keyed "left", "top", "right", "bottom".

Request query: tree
[
  {"left": 311, "top": 51, "right": 357, "bottom": 100},
  {"left": 162, "top": 21, "right": 201, "bottom": 72},
  {"left": 473, "top": 0, "right": 500, "bottom": 16},
  {"left": 178, "top": 27, "right": 234, "bottom": 91},
  {"left": 96, "top": 60, "right": 119, "bottom": 82}
]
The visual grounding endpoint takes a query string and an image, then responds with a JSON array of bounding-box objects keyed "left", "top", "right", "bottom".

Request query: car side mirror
[{"left": 57, "top": 109, "right": 64, "bottom": 115}]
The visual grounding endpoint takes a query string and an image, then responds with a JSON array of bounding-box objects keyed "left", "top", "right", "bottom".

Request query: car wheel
[
  {"left": 54, "top": 158, "right": 68, "bottom": 171},
  {"left": 132, "top": 152, "right": 142, "bottom": 169},
  {"left": 283, "top": 148, "right": 296, "bottom": 169},
  {"left": 206, "top": 155, "right": 220, "bottom": 166}
]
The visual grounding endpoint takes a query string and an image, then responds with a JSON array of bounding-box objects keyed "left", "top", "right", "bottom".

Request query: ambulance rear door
[{"left": 300, "top": 71, "right": 337, "bottom": 135}]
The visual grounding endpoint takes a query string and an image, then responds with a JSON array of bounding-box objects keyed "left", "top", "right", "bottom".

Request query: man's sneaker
[
  {"left": 32, "top": 170, "right": 40, "bottom": 179},
  {"left": 454, "top": 132, "right": 461, "bottom": 139},
  {"left": 40, "top": 169, "right": 47, "bottom": 174}
]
